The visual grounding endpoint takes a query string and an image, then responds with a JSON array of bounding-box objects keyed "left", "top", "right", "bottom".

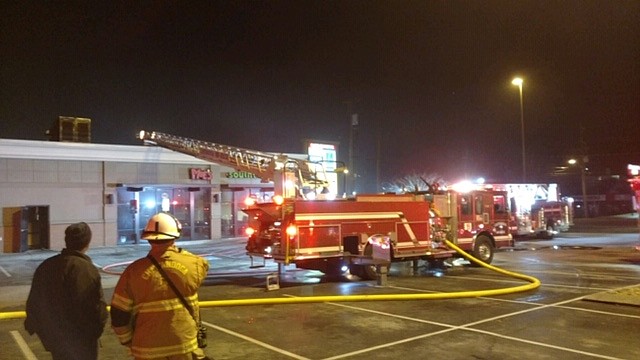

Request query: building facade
[{"left": 0, "top": 139, "right": 272, "bottom": 252}]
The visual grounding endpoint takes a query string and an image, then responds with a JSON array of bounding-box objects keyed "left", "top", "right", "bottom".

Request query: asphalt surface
[{"left": 0, "top": 214, "right": 639, "bottom": 359}]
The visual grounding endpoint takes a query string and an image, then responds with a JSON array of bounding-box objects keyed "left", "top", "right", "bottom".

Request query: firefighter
[{"left": 110, "top": 212, "right": 210, "bottom": 360}]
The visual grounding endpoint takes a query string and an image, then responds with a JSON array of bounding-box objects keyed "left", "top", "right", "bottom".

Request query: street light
[
  {"left": 568, "top": 158, "right": 589, "bottom": 218},
  {"left": 335, "top": 166, "right": 349, "bottom": 198},
  {"left": 511, "top": 77, "right": 526, "bottom": 182}
]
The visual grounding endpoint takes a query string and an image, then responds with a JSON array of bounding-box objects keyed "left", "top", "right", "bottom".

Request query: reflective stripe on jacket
[{"left": 111, "top": 246, "right": 209, "bottom": 359}]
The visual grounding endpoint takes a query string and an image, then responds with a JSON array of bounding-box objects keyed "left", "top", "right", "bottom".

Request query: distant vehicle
[
  {"left": 627, "top": 164, "right": 640, "bottom": 251},
  {"left": 488, "top": 183, "right": 573, "bottom": 239}
]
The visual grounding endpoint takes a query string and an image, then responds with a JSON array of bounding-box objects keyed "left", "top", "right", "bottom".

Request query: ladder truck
[
  {"left": 138, "top": 130, "right": 330, "bottom": 199},
  {"left": 138, "top": 131, "right": 513, "bottom": 280}
]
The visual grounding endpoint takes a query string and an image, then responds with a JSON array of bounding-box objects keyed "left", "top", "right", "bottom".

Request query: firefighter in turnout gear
[{"left": 110, "top": 213, "right": 210, "bottom": 359}]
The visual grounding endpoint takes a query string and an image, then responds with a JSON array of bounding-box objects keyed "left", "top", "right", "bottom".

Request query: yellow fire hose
[{"left": 0, "top": 239, "right": 540, "bottom": 320}]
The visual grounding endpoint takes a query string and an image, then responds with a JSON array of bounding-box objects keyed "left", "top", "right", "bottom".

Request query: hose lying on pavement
[
  {"left": 0, "top": 239, "right": 540, "bottom": 320},
  {"left": 199, "top": 239, "right": 540, "bottom": 307}
]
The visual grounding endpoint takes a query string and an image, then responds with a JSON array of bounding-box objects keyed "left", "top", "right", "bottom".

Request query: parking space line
[
  {"left": 0, "top": 265, "right": 11, "bottom": 277},
  {"left": 555, "top": 304, "right": 640, "bottom": 319},
  {"left": 512, "top": 268, "right": 640, "bottom": 281},
  {"left": 202, "top": 320, "right": 310, "bottom": 360},
  {"left": 443, "top": 273, "right": 627, "bottom": 291},
  {"left": 389, "top": 284, "right": 640, "bottom": 319},
  {"left": 10, "top": 330, "right": 38, "bottom": 360},
  {"left": 303, "top": 295, "right": 624, "bottom": 360},
  {"left": 461, "top": 327, "right": 625, "bottom": 360}
]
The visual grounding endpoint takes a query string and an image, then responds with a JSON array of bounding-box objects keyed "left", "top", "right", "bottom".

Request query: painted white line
[
  {"left": 440, "top": 270, "right": 632, "bottom": 290},
  {"left": 388, "top": 284, "right": 640, "bottom": 319},
  {"left": 0, "top": 265, "right": 11, "bottom": 277},
  {"left": 202, "top": 320, "right": 310, "bottom": 360},
  {"left": 443, "top": 274, "right": 611, "bottom": 291},
  {"left": 462, "top": 327, "right": 625, "bottom": 360},
  {"left": 555, "top": 304, "right": 640, "bottom": 319},
  {"left": 509, "top": 268, "right": 640, "bottom": 281},
  {"left": 10, "top": 330, "right": 38, "bottom": 360},
  {"left": 281, "top": 293, "right": 624, "bottom": 360}
]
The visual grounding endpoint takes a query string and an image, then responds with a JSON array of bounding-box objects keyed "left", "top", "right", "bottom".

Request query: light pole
[
  {"left": 569, "top": 158, "right": 589, "bottom": 218},
  {"left": 512, "top": 77, "right": 526, "bottom": 182},
  {"left": 336, "top": 166, "right": 349, "bottom": 198}
]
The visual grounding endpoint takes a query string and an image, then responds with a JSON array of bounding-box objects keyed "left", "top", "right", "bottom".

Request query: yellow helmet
[{"left": 141, "top": 213, "right": 182, "bottom": 241}]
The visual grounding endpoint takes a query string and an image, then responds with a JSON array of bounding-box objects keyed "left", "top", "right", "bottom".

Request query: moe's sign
[{"left": 189, "top": 168, "right": 212, "bottom": 181}]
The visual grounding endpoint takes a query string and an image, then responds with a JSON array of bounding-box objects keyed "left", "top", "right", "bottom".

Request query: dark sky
[{"left": 2, "top": 1, "right": 639, "bottom": 190}]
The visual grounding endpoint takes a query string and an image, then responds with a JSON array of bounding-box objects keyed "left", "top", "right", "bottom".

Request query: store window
[
  {"left": 220, "top": 187, "right": 274, "bottom": 237},
  {"left": 116, "top": 186, "right": 211, "bottom": 244}
]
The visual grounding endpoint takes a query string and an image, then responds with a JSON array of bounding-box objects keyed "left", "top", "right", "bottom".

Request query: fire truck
[
  {"left": 628, "top": 164, "right": 640, "bottom": 209},
  {"left": 628, "top": 164, "right": 640, "bottom": 252},
  {"left": 485, "top": 183, "right": 573, "bottom": 239},
  {"left": 139, "top": 131, "right": 514, "bottom": 279}
]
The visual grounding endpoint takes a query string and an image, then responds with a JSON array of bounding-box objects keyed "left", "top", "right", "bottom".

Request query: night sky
[{"left": 2, "top": 1, "right": 638, "bottom": 191}]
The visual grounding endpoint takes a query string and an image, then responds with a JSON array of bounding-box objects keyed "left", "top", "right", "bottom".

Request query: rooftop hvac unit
[{"left": 47, "top": 116, "right": 91, "bottom": 142}]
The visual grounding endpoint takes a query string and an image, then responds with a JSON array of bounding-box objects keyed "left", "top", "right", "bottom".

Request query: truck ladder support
[
  {"left": 375, "top": 264, "right": 389, "bottom": 287},
  {"left": 266, "top": 272, "right": 280, "bottom": 291},
  {"left": 249, "top": 255, "right": 266, "bottom": 269}
]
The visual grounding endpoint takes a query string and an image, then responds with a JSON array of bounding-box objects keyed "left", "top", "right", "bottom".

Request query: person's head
[
  {"left": 141, "top": 212, "right": 182, "bottom": 246},
  {"left": 65, "top": 222, "right": 92, "bottom": 251}
]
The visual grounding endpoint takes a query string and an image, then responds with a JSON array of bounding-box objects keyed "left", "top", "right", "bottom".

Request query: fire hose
[{"left": 0, "top": 239, "right": 540, "bottom": 320}]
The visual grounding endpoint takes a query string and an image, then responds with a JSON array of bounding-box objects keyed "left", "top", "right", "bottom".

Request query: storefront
[
  {"left": 219, "top": 171, "right": 274, "bottom": 237},
  {"left": 1, "top": 138, "right": 316, "bottom": 252},
  {"left": 0, "top": 139, "right": 223, "bottom": 251},
  {"left": 115, "top": 185, "right": 212, "bottom": 244}
]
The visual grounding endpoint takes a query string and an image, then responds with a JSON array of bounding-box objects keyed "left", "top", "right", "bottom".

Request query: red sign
[{"left": 189, "top": 168, "right": 212, "bottom": 181}]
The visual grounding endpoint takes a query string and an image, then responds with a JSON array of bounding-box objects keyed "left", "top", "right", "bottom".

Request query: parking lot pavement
[
  {"left": 0, "top": 237, "right": 248, "bottom": 311},
  {"left": 5, "top": 242, "right": 640, "bottom": 360}
]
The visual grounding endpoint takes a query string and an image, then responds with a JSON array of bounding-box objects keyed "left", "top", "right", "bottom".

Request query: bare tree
[{"left": 381, "top": 172, "right": 448, "bottom": 193}]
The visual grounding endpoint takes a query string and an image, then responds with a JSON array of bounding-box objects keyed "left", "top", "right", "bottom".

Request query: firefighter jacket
[
  {"left": 24, "top": 249, "right": 108, "bottom": 355},
  {"left": 110, "top": 245, "right": 209, "bottom": 359}
]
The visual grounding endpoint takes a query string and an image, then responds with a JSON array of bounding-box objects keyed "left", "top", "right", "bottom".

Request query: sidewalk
[
  {"left": 0, "top": 237, "right": 240, "bottom": 258},
  {"left": 570, "top": 213, "right": 640, "bottom": 233}
]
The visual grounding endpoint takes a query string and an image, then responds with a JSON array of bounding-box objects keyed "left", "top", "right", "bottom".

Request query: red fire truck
[
  {"left": 628, "top": 164, "right": 640, "bottom": 251},
  {"left": 243, "top": 186, "right": 514, "bottom": 279},
  {"left": 483, "top": 183, "right": 573, "bottom": 239},
  {"left": 139, "top": 131, "right": 514, "bottom": 279}
]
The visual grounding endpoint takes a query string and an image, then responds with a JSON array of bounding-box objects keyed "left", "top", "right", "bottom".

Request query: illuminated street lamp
[
  {"left": 512, "top": 77, "right": 526, "bottom": 182},
  {"left": 568, "top": 157, "right": 589, "bottom": 218},
  {"left": 335, "top": 166, "right": 349, "bottom": 198},
  {"left": 322, "top": 160, "right": 349, "bottom": 198}
]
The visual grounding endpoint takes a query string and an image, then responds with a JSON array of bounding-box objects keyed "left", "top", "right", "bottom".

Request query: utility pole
[
  {"left": 376, "top": 124, "right": 381, "bottom": 192},
  {"left": 580, "top": 126, "right": 589, "bottom": 218},
  {"left": 349, "top": 113, "right": 358, "bottom": 195}
]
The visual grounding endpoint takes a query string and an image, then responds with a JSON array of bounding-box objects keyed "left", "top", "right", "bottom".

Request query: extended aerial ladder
[{"left": 137, "top": 130, "right": 330, "bottom": 198}]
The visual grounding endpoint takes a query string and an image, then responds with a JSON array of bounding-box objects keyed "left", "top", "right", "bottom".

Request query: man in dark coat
[{"left": 24, "top": 222, "right": 108, "bottom": 360}]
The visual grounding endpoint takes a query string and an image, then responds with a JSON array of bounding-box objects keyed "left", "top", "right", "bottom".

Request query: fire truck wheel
[
  {"left": 349, "top": 264, "right": 363, "bottom": 277},
  {"left": 541, "top": 224, "right": 555, "bottom": 240},
  {"left": 361, "top": 264, "right": 378, "bottom": 280},
  {"left": 470, "top": 236, "right": 494, "bottom": 266}
]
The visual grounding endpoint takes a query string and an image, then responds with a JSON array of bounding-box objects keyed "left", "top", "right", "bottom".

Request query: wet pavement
[{"left": 1, "top": 215, "right": 639, "bottom": 359}]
